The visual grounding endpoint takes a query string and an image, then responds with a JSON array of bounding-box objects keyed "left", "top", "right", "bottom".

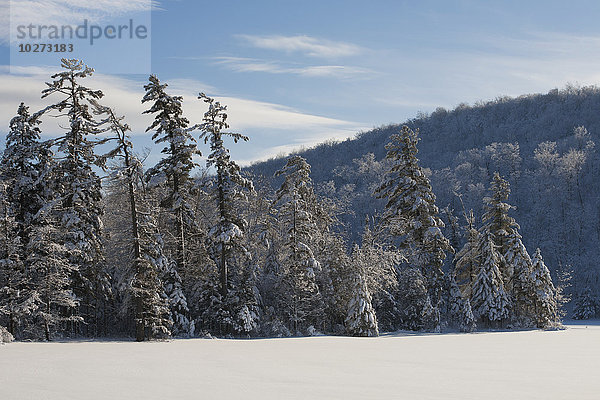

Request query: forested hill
[{"left": 247, "top": 85, "right": 600, "bottom": 300}]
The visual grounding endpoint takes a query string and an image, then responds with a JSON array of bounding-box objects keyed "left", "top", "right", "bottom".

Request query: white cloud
[
  {"left": 235, "top": 34, "right": 363, "bottom": 58},
  {"left": 0, "top": 67, "right": 364, "bottom": 166},
  {"left": 212, "top": 57, "right": 371, "bottom": 79}
]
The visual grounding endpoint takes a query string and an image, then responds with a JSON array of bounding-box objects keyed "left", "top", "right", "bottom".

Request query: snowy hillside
[
  {"left": 247, "top": 85, "right": 600, "bottom": 307},
  {"left": 1, "top": 323, "right": 599, "bottom": 400}
]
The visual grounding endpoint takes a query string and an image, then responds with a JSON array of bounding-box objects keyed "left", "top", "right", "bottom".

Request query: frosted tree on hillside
[
  {"left": 481, "top": 173, "right": 518, "bottom": 290},
  {"left": 471, "top": 231, "right": 510, "bottom": 327},
  {"left": 95, "top": 104, "right": 171, "bottom": 340},
  {"left": 41, "top": 59, "right": 112, "bottom": 335},
  {"left": 374, "top": 125, "right": 451, "bottom": 320},
  {"left": 504, "top": 230, "right": 535, "bottom": 326},
  {"left": 572, "top": 288, "right": 598, "bottom": 320},
  {"left": 530, "top": 249, "right": 559, "bottom": 328},
  {"left": 273, "top": 156, "right": 324, "bottom": 334},
  {"left": 345, "top": 246, "right": 379, "bottom": 337},
  {"left": 454, "top": 210, "right": 480, "bottom": 298}
]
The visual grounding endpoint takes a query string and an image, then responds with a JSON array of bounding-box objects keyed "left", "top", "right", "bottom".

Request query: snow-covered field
[{"left": 1, "top": 323, "right": 599, "bottom": 400}]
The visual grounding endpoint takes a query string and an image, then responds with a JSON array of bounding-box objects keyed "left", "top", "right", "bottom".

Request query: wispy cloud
[
  {"left": 212, "top": 56, "right": 372, "bottom": 79},
  {"left": 235, "top": 34, "right": 363, "bottom": 58},
  {"left": 1, "top": 0, "right": 158, "bottom": 44},
  {"left": 0, "top": 67, "right": 364, "bottom": 165}
]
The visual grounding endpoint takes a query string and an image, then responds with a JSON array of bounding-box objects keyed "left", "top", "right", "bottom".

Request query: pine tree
[
  {"left": 230, "top": 260, "right": 261, "bottom": 336},
  {"left": 142, "top": 76, "right": 198, "bottom": 268},
  {"left": 142, "top": 75, "right": 198, "bottom": 336},
  {"left": 481, "top": 173, "right": 518, "bottom": 291},
  {"left": 530, "top": 248, "right": 559, "bottom": 328},
  {"left": 0, "top": 103, "right": 45, "bottom": 338},
  {"left": 318, "top": 232, "right": 351, "bottom": 333},
  {"left": 373, "top": 125, "right": 451, "bottom": 325},
  {"left": 41, "top": 59, "right": 112, "bottom": 335},
  {"left": 454, "top": 210, "right": 480, "bottom": 298},
  {"left": 1, "top": 103, "right": 44, "bottom": 253},
  {"left": 471, "top": 231, "right": 510, "bottom": 327},
  {"left": 504, "top": 229, "right": 536, "bottom": 326},
  {"left": 26, "top": 141, "right": 83, "bottom": 341},
  {"left": 0, "top": 182, "right": 29, "bottom": 338},
  {"left": 26, "top": 199, "right": 81, "bottom": 341},
  {"left": 273, "top": 156, "right": 324, "bottom": 334},
  {"left": 345, "top": 251, "right": 379, "bottom": 337},
  {"left": 197, "top": 93, "right": 257, "bottom": 335},
  {"left": 0, "top": 103, "right": 78, "bottom": 340}
]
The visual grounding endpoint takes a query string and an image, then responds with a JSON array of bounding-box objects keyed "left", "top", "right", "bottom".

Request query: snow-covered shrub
[
  {"left": 261, "top": 317, "right": 291, "bottom": 338},
  {"left": 0, "top": 326, "right": 13, "bottom": 344}
]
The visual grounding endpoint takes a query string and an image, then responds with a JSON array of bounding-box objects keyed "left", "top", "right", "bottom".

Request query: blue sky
[{"left": 2, "top": 0, "right": 600, "bottom": 165}]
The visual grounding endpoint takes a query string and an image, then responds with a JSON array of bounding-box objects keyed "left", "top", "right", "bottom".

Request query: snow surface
[{"left": 1, "top": 323, "right": 599, "bottom": 400}]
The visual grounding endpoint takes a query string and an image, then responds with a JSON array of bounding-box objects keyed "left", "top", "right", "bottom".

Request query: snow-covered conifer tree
[
  {"left": 471, "top": 231, "right": 510, "bottom": 327},
  {"left": 345, "top": 248, "right": 379, "bottom": 337},
  {"left": 1, "top": 103, "right": 44, "bottom": 251},
  {"left": 317, "top": 232, "right": 351, "bottom": 333},
  {"left": 142, "top": 75, "right": 198, "bottom": 336},
  {"left": 530, "top": 248, "right": 559, "bottom": 328},
  {"left": 0, "top": 183, "right": 29, "bottom": 337},
  {"left": 25, "top": 141, "right": 83, "bottom": 341},
  {"left": 0, "top": 103, "right": 45, "bottom": 337},
  {"left": 454, "top": 210, "right": 480, "bottom": 298},
  {"left": 373, "top": 126, "right": 451, "bottom": 325},
  {"left": 143, "top": 75, "right": 199, "bottom": 275},
  {"left": 481, "top": 173, "right": 518, "bottom": 290},
  {"left": 504, "top": 230, "right": 536, "bottom": 326},
  {"left": 197, "top": 93, "right": 258, "bottom": 335},
  {"left": 41, "top": 59, "right": 112, "bottom": 335},
  {"left": 272, "top": 156, "right": 324, "bottom": 334},
  {"left": 26, "top": 199, "right": 81, "bottom": 341},
  {"left": 0, "top": 103, "right": 80, "bottom": 340}
]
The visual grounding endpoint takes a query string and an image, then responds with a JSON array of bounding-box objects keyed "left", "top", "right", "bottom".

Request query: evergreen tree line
[{"left": 0, "top": 59, "right": 562, "bottom": 341}]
